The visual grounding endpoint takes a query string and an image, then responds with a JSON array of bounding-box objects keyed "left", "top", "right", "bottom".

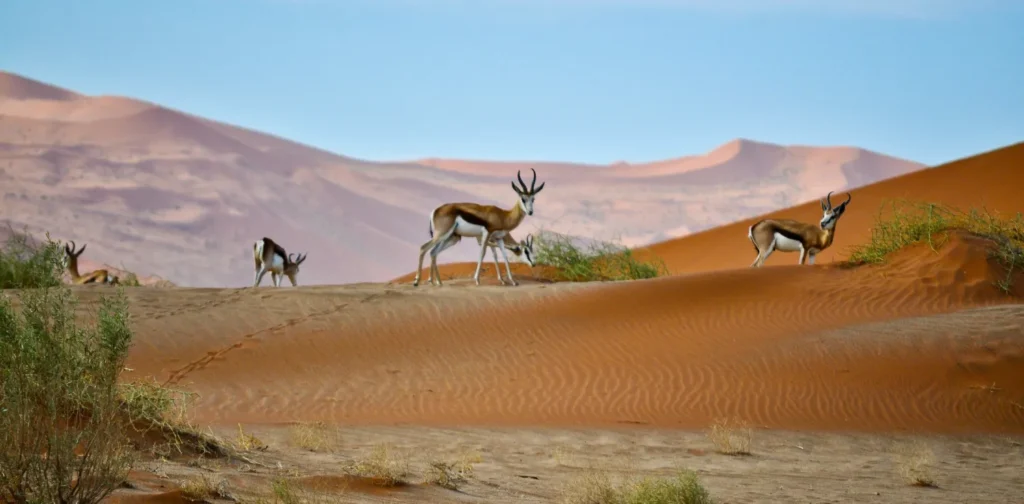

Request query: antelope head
[
  {"left": 284, "top": 252, "right": 308, "bottom": 286},
  {"left": 62, "top": 240, "right": 86, "bottom": 270},
  {"left": 819, "top": 191, "right": 852, "bottom": 230},
  {"left": 511, "top": 168, "right": 546, "bottom": 216}
]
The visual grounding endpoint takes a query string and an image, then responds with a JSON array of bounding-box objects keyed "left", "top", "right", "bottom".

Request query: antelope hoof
[{"left": 510, "top": 280, "right": 519, "bottom": 286}]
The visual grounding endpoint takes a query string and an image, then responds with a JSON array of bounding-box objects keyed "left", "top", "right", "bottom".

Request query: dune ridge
[{"left": 104, "top": 230, "right": 1024, "bottom": 435}]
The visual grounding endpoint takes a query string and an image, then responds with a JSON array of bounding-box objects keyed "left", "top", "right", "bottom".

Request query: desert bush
[
  {"left": 534, "top": 231, "right": 668, "bottom": 282},
  {"left": 288, "top": 422, "right": 341, "bottom": 453},
  {"left": 846, "top": 200, "right": 1024, "bottom": 292},
  {"left": 707, "top": 418, "right": 753, "bottom": 456},
  {"left": 0, "top": 285, "right": 134, "bottom": 504},
  {"left": 0, "top": 225, "right": 64, "bottom": 289},
  {"left": 348, "top": 443, "right": 409, "bottom": 487},
  {"left": 893, "top": 440, "right": 938, "bottom": 488},
  {"left": 118, "top": 379, "right": 226, "bottom": 457},
  {"left": 424, "top": 458, "right": 475, "bottom": 490},
  {"left": 561, "top": 469, "right": 713, "bottom": 504}
]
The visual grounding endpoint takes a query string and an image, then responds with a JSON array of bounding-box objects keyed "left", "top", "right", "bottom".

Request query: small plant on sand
[
  {"left": 846, "top": 200, "right": 1024, "bottom": 293},
  {"left": 424, "top": 457, "right": 476, "bottom": 490},
  {"left": 561, "top": 469, "right": 713, "bottom": 504},
  {"left": 235, "top": 423, "right": 269, "bottom": 452},
  {"left": 0, "top": 284, "right": 134, "bottom": 504},
  {"left": 118, "top": 378, "right": 226, "bottom": 457},
  {"left": 707, "top": 418, "right": 753, "bottom": 456},
  {"left": 534, "top": 230, "right": 668, "bottom": 282},
  {"left": 240, "top": 478, "right": 335, "bottom": 504},
  {"left": 0, "top": 225, "right": 64, "bottom": 289},
  {"left": 348, "top": 443, "right": 410, "bottom": 487},
  {"left": 893, "top": 440, "right": 938, "bottom": 488},
  {"left": 180, "top": 473, "right": 231, "bottom": 502},
  {"left": 288, "top": 421, "right": 341, "bottom": 453}
]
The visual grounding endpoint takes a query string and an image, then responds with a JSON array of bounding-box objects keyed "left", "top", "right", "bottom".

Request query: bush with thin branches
[
  {"left": 0, "top": 284, "right": 135, "bottom": 504},
  {"left": 0, "top": 226, "right": 64, "bottom": 289}
]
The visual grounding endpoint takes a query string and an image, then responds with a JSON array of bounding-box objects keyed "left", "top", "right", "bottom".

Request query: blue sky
[{"left": 2, "top": 0, "right": 1022, "bottom": 166}]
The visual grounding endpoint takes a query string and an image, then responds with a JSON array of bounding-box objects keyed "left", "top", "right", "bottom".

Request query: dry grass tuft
[
  {"left": 348, "top": 443, "right": 410, "bottom": 487},
  {"left": 235, "top": 423, "right": 269, "bottom": 452},
  {"left": 707, "top": 418, "right": 753, "bottom": 456},
  {"left": 894, "top": 440, "right": 939, "bottom": 488},
  {"left": 288, "top": 422, "right": 341, "bottom": 453},
  {"left": 561, "top": 469, "right": 713, "bottom": 504},
  {"left": 179, "top": 474, "right": 230, "bottom": 502},
  {"left": 424, "top": 456, "right": 476, "bottom": 490},
  {"left": 240, "top": 477, "right": 337, "bottom": 504}
]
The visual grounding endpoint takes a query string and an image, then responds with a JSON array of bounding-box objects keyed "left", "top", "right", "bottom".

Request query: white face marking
[
  {"left": 518, "top": 194, "right": 536, "bottom": 216},
  {"left": 773, "top": 233, "right": 804, "bottom": 252}
]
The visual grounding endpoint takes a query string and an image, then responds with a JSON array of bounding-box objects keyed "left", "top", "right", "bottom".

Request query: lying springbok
[
  {"left": 253, "top": 237, "right": 307, "bottom": 287},
  {"left": 413, "top": 168, "right": 546, "bottom": 287},
  {"left": 748, "top": 191, "right": 852, "bottom": 267},
  {"left": 63, "top": 241, "right": 120, "bottom": 285},
  {"left": 425, "top": 232, "right": 537, "bottom": 286}
]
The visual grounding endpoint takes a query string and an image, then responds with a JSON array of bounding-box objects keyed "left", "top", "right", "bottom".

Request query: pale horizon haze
[{"left": 2, "top": 0, "right": 1022, "bottom": 166}]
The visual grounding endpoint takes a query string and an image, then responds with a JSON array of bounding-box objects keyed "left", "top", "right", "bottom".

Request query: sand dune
[
  {"left": 94, "top": 230, "right": 1022, "bottom": 435},
  {"left": 0, "top": 70, "right": 925, "bottom": 286},
  {"left": 412, "top": 140, "right": 1024, "bottom": 283}
]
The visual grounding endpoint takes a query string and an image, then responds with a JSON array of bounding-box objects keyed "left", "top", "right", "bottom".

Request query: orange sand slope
[
  {"left": 646, "top": 140, "right": 1024, "bottom": 274},
  {"left": 114, "top": 232, "right": 1024, "bottom": 434},
  {"left": 393, "top": 140, "right": 1023, "bottom": 284}
]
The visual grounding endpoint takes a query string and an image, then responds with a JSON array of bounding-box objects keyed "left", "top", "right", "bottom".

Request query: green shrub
[
  {"left": 0, "top": 285, "right": 135, "bottom": 504},
  {"left": 535, "top": 231, "right": 668, "bottom": 282},
  {"left": 0, "top": 225, "right": 64, "bottom": 289},
  {"left": 846, "top": 200, "right": 1024, "bottom": 293}
]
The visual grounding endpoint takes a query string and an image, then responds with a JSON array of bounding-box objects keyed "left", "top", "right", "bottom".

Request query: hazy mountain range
[{"left": 0, "top": 71, "right": 926, "bottom": 286}]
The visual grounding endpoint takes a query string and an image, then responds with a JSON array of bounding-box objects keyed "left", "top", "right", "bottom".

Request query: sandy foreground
[{"left": 35, "top": 230, "right": 1018, "bottom": 502}]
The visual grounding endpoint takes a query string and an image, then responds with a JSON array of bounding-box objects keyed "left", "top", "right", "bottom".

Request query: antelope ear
[
  {"left": 511, "top": 181, "right": 523, "bottom": 195},
  {"left": 533, "top": 182, "right": 545, "bottom": 194}
]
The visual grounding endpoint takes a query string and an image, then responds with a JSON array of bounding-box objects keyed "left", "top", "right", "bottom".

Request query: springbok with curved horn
[
  {"left": 414, "top": 168, "right": 546, "bottom": 287},
  {"left": 63, "top": 241, "right": 120, "bottom": 285},
  {"left": 748, "top": 191, "right": 852, "bottom": 267},
  {"left": 426, "top": 232, "right": 537, "bottom": 286},
  {"left": 253, "top": 237, "right": 307, "bottom": 287}
]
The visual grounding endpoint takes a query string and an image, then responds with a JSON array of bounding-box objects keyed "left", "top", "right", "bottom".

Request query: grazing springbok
[
  {"left": 63, "top": 241, "right": 120, "bottom": 285},
  {"left": 252, "top": 237, "right": 307, "bottom": 287},
  {"left": 413, "top": 168, "right": 546, "bottom": 287},
  {"left": 748, "top": 191, "right": 852, "bottom": 267},
  {"left": 425, "top": 231, "right": 537, "bottom": 286}
]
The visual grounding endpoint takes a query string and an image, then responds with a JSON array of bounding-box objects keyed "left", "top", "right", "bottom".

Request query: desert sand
[{"left": 3, "top": 73, "right": 1022, "bottom": 502}]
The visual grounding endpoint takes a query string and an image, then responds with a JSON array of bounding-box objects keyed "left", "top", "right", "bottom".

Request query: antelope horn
[
  {"left": 841, "top": 192, "right": 852, "bottom": 206},
  {"left": 530, "top": 167, "right": 538, "bottom": 192},
  {"left": 516, "top": 170, "right": 527, "bottom": 193},
  {"left": 298, "top": 253, "right": 307, "bottom": 264},
  {"left": 288, "top": 253, "right": 296, "bottom": 263},
  {"left": 825, "top": 191, "right": 835, "bottom": 210},
  {"left": 66, "top": 240, "right": 75, "bottom": 253}
]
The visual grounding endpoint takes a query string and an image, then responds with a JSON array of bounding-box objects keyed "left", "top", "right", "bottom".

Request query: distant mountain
[{"left": 0, "top": 71, "right": 926, "bottom": 286}]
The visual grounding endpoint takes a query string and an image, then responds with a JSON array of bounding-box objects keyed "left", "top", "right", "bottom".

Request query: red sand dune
[
  {"left": 113, "top": 229, "right": 1024, "bottom": 435},
  {"left": 408, "top": 141, "right": 1024, "bottom": 282}
]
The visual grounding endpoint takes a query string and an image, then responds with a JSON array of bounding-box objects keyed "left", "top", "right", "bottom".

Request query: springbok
[
  {"left": 413, "top": 168, "right": 546, "bottom": 286},
  {"left": 253, "top": 237, "right": 307, "bottom": 287},
  {"left": 63, "top": 241, "right": 119, "bottom": 285},
  {"left": 748, "top": 191, "right": 852, "bottom": 267}
]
